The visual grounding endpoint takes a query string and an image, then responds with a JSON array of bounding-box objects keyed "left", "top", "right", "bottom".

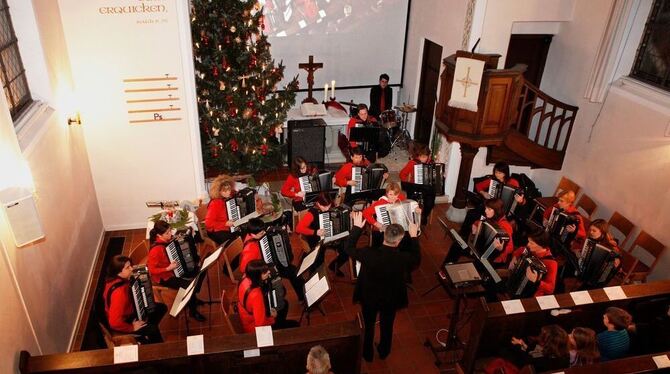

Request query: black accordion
[
  {"left": 469, "top": 220, "right": 511, "bottom": 262},
  {"left": 259, "top": 226, "right": 294, "bottom": 272},
  {"left": 130, "top": 265, "right": 156, "bottom": 321},
  {"left": 225, "top": 187, "right": 257, "bottom": 232},
  {"left": 263, "top": 275, "right": 287, "bottom": 317},
  {"left": 318, "top": 206, "right": 351, "bottom": 243},
  {"left": 507, "top": 249, "right": 548, "bottom": 299},
  {"left": 165, "top": 232, "right": 199, "bottom": 278},
  {"left": 412, "top": 163, "right": 445, "bottom": 195},
  {"left": 298, "top": 171, "right": 333, "bottom": 194},
  {"left": 578, "top": 239, "right": 619, "bottom": 286},
  {"left": 546, "top": 207, "right": 580, "bottom": 244},
  {"left": 351, "top": 163, "right": 388, "bottom": 194}
]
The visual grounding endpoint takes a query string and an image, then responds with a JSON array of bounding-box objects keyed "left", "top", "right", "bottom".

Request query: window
[
  {"left": 0, "top": 0, "right": 31, "bottom": 121},
  {"left": 630, "top": 0, "right": 670, "bottom": 91}
]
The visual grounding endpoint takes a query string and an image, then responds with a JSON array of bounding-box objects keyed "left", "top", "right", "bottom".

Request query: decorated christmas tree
[{"left": 191, "top": 0, "right": 298, "bottom": 174}]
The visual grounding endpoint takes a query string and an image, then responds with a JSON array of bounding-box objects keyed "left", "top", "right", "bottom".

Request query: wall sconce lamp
[{"left": 67, "top": 112, "right": 81, "bottom": 125}]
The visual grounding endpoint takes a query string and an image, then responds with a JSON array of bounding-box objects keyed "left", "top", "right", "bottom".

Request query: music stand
[
  {"left": 299, "top": 265, "right": 330, "bottom": 325},
  {"left": 349, "top": 126, "right": 380, "bottom": 155},
  {"left": 192, "top": 246, "right": 224, "bottom": 330},
  {"left": 168, "top": 274, "right": 201, "bottom": 336},
  {"left": 304, "top": 189, "right": 339, "bottom": 207}
]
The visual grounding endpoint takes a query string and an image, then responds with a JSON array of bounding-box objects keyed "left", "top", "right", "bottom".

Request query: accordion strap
[{"left": 105, "top": 279, "right": 127, "bottom": 311}]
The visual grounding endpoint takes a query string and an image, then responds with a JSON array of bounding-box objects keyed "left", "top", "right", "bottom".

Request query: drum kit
[{"left": 379, "top": 104, "right": 415, "bottom": 150}]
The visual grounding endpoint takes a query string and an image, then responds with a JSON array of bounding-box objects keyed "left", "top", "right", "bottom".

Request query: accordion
[
  {"left": 499, "top": 185, "right": 524, "bottom": 217},
  {"left": 298, "top": 171, "right": 333, "bottom": 194},
  {"left": 318, "top": 206, "right": 351, "bottom": 244},
  {"left": 259, "top": 226, "right": 294, "bottom": 271},
  {"left": 374, "top": 199, "right": 421, "bottom": 231},
  {"left": 412, "top": 163, "right": 446, "bottom": 195},
  {"left": 130, "top": 265, "right": 156, "bottom": 321},
  {"left": 578, "top": 239, "right": 618, "bottom": 286},
  {"left": 263, "top": 275, "right": 287, "bottom": 317},
  {"left": 488, "top": 179, "right": 501, "bottom": 199},
  {"left": 351, "top": 163, "right": 388, "bottom": 194},
  {"left": 225, "top": 188, "right": 258, "bottom": 232},
  {"left": 507, "top": 249, "right": 548, "bottom": 299},
  {"left": 546, "top": 207, "right": 580, "bottom": 244},
  {"left": 468, "top": 220, "right": 511, "bottom": 262},
  {"left": 165, "top": 232, "right": 199, "bottom": 278}
]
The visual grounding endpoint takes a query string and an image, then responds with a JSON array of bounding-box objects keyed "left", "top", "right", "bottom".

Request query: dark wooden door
[
  {"left": 505, "top": 34, "right": 553, "bottom": 87},
  {"left": 414, "top": 39, "right": 442, "bottom": 145}
]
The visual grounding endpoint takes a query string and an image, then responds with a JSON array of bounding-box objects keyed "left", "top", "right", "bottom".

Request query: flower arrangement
[{"left": 149, "top": 209, "right": 190, "bottom": 230}]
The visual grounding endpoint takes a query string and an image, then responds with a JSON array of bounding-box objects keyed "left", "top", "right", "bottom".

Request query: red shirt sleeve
[
  {"left": 543, "top": 204, "right": 555, "bottom": 221},
  {"left": 535, "top": 257, "right": 558, "bottom": 296},
  {"left": 493, "top": 218, "right": 515, "bottom": 263},
  {"left": 335, "top": 163, "right": 353, "bottom": 187},
  {"left": 296, "top": 211, "right": 317, "bottom": 236},
  {"left": 106, "top": 282, "right": 134, "bottom": 332},
  {"left": 240, "top": 237, "right": 262, "bottom": 275},
  {"left": 475, "top": 178, "right": 491, "bottom": 193},
  {"left": 363, "top": 199, "right": 385, "bottom": 225},
  {"left": 347, "top": 118, "right": 358, "bottom": 147},
  {"left": 281, "top": 174, "right": 301, "bottom": 201},
  {"left": 205, "top": 198, "right": 230, "bottom": 232},
  {"left": 248, "top": 288, "right": 275, "bottom": 329},
  {"left": 147, "top": 243, "right": 172, "bottom": 283},
  {"left": 399, "top": 160, "right": 416, "bottom": 182},
  {"left": 507, "top": 178, "right": 520, "bottom": 188}
]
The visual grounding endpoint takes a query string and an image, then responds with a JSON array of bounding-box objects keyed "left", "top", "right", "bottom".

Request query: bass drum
[
  {"left": 377, "top": 127, "right": 392, "bottom": 158},
  {"left": 380, "top": 110, "right": 397, "bottom": 129}
]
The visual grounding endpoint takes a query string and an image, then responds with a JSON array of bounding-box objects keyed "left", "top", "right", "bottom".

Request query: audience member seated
[
  {"left": 486, "top": 324, "right": 570, "bottom": 373},
  {"left": 597, "top": 307, "right": 633, "bottom": 361},
  {"left": 103, "top": 255, "right": 166, "bottom": 344},
  {"left": 306, "top": 345, "right": 334, "bottom": 374},
  {"left": 568, "top": 327, "right": 600, "bottom": 367}
]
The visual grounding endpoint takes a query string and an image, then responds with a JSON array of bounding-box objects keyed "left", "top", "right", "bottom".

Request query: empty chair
[
  {"left": 624, "top": 230, "right": 666, "bottom": 283},
  {"left": 98, "top": 321, "right": 138, "bottom": 348},
  {"left": 220, "top": 290, "right": 244, "bottom": 334},
  {"left": 608, "top": 211, "right": 635, "bottom": 249},
  {"left": 195, "top": 202, "right": 219, "bottom": 258},
  {"left": 575, "top": 193, "right": 597, "bottom": 220},
  {"left": 553, "top": 176, "right": 580, "bottom": 197},
  {"left": 222, "top": 237, "right": 245, "bottom": 283},
  {"left": 128, "top": 240, "right": 149, "bottom": 265}
]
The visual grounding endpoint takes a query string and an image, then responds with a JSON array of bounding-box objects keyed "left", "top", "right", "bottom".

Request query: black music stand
[
  {"left": 349, "top": 126, "right": 380, "bottom": 155},
  {"left": 299, "top": 265, "right": 330, "bottom": 325},
  {"left": 424, "top": 262, "right": 485, "bottom": 367},
  {"left": 194, "top": 246, "right": 225, "bottom": 330},
  {"left": 168, "top": 274, "right": 202, "bottom": 336},
  {"left": 344, "top": 188, "right": 385, "bottom": 207},
  {"left": 305, "top": 189, "right": 339, "bottom": 207}
]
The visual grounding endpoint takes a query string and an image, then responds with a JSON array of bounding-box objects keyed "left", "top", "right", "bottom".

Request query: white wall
[{"left": 57, "top": 0, "right": 204, "bottom": 230}]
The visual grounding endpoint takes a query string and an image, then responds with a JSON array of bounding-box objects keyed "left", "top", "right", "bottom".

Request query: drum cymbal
[{"left": 394, "top": 104, "right": 417, "bottom": 113}]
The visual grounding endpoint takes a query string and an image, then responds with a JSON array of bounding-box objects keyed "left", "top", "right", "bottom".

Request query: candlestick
[
  {"left": 331, "top": 80, "right": 336, "bottom": 99},
  {"left": 324, "top": 83, "right": 328, "bottom": 103}
]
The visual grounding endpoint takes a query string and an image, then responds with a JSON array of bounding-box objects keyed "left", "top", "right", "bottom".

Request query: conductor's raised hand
[
  {"left": 408, "top": 221, "right": 419, "bottom": 238},
  {"left": 352, "top": 211, "right": 365, "bottom": 228}
]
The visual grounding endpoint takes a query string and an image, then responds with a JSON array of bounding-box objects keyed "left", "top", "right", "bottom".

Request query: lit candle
[
  {"left": 331, "top": 80, "right": 336, "bottom": 99},
  {"left": 324, "top": 83, "right": 328, "bottom": 102}
]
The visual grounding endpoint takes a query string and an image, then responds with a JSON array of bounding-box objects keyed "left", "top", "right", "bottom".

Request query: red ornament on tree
[
  {"left": 212, "top": 66, "right": 219, "bottom": 77},
  {"left": 229, "top": 107, "right": 237, "bottom": 117},
  {"left": 230, "top": 139, "right": 239, "bottom": 152},
  {"left": 260, "top": 144, "right": 268, "bottom": 155},
  {"left": 246, "top": 101, "right": 254, "bottom": 108}
]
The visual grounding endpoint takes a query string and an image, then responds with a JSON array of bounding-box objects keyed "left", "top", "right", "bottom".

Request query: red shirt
[
  {"left": 543, "top": 204, "right": 587, "bottom": 242},
  {"left": 103, "top": 278, "right": 134, "bottom": 333},
  {"left": 512, "top": 247, "right": 558, "bottom": 296},
  {"left": 281, "top": 174, "right": 303, "bottom": 202},
  {"left": 362, "top": 194, "right": 407, "bottom": 226},
  {"left": 240, "top": 234, "right": 263, "bottom": 275},
  {"left": 475, "top": 177, "right": 520, "bottom": 193},
  {"left": 296, "top": 210, "right": 319, "bottom": 237},
  {"left": 147, "top": 238, "right": 173, "bottom": 284},
  {"left": 347, "top": 117, "right": 377, "bottom": 148},
  {"left": 334, "top": 160, "right": 371, "bottom": 187},
  {"left": 238, "top": 277, "right": 274, "bottom": 333},
  {"left": 205, "top": 198, "right": 231, "bottom": 232}
]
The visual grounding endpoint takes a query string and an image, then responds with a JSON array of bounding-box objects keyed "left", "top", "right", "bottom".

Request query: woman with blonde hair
[
  {"left": 306, "top": 345, "right": 333, "bottom": 374},
  {"left": 205, "top": 174, "right": 238, "bottom": 246}
]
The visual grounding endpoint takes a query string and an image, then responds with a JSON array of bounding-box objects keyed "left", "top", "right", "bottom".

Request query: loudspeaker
[
  {"left": 0, "top": 187, "right": 44, "bottom": 247},
  {"left": 288, "top": 119, "right": 326, "bottom": 168}
]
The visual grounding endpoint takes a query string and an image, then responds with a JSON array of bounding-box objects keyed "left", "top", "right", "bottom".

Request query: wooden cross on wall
[{"left": 298, "top": 55, "right": 323, "bottom": 104}]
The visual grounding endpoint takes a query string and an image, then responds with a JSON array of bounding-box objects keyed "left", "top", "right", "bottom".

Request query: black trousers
[
  {"left": 160, "top": 275, "right": 205, "bottom": 311},
  {"left": 361, "top": 303, "right": 397, "bottom": 361},
  {"left": 277, "top": 264, "right": 305, "bottom": 301},
  {"left": 271, "top": 300, "right": 299, "bottom": 330},
  {"left": 124, "top": 302, "right": 167, "bottom": 344},
  {"left": 207, "top": 230, "right": 240, "bottom": 247}
]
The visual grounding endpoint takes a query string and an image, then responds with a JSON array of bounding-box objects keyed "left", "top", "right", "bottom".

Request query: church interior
[{"left": 1, "top": 0, "right": 670, "bottom": 373}]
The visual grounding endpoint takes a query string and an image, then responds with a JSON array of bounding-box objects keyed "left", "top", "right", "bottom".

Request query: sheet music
[
  {"left": 536, "top": 295, "right": 560, "bottom": 310},
  {"left": 653, "top": 355, "right": 670, "bottom": 369},
  {"left": 603, "top": 286, "right": 627, "bottom": 300},
  {"left": 243, "top": 348, "right": 261, "bottom": 358},
  {"left": 169, "top": 284, "right": 196, "bottom": 317},
  {"left": 305, "top": 275, "right": 329, "bottom": 307},
  {"left": 186, "top": 335, "right": 205, "bottom": 356},
  {"left": 501, "top": 299, "right": 525, "bottom": 315},
  {"left": 255, "top": 326, "right": 274, "bottom": 347},
  {"left": 113, "top": 345, "right": 139, "bottom": 364},
  {"left": 297, "top": 248, "right": 320, "bottom": 277},
  {"left": 201, "top": 246, "right": 223, "bottom": 271},
  {"left": 232, "top": 211, "right": 261, "bottom": 227},
  {"left": 570, "top": 290, "right": 594, "bottom": 305},
  {"left": 323, "top": 230, "right": 348, "bottom": 244},
  {"left": 304, "top": 272, "right": 321, "bottom": 291}
]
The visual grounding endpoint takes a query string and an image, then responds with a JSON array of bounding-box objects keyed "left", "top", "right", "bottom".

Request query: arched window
[
  {"left": 630, "top": 0, "right": 670, "bottom": 91},
  {"left": 0, "top": 0, "right": 31, "bottom": 121}
]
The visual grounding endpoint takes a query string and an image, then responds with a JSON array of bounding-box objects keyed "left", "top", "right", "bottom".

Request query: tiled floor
[{"left": 108, "top": 203, "right": 465, "bottom": 373}]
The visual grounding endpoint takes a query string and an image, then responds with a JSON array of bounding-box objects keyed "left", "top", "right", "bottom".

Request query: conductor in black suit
[
  {"left": 369, "top": 73, "right": 392, "bottom": 119},
  {"left": 345, "top": 211, "right": 421, "bottom": 362}
]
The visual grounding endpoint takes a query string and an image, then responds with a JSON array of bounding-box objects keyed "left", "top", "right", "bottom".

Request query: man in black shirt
[{"left": 369, "top": 73, "right": 392, "bottom": 119}]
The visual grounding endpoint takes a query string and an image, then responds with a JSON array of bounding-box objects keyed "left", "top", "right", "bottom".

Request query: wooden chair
[
  {"left": 222, "top": 237, "right": 244, "bottom": 283},
  {"left": 625, "top": 230, "right": 666, "bottom": 283},
  {"left": 128, "top": 240, "right": 149, "bottom": 265},
  {"left": 575, "top": 193, "right": 597, "bottom": 220},
  {"left": 220, "top": 290, "right": 244, "bottom": 334},
  {"left": 195, "top": 203, "right": 219, "bottom": 258},
  {"left": 614, "top": 251, "right": 640, "bottom": 285},
  {"left": 553, "top": 176, "right": 580, "bottom": 197},
  {"left": 608, "top": 211, "right": 635, "bottom": 249},
  {"left": 98, "top": 322, "right": 138, "bottom": 348}
]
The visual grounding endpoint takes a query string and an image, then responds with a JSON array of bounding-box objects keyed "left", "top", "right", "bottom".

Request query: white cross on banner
[{"left": 448, "top": 57, "right": 485, "bottom": 112}]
